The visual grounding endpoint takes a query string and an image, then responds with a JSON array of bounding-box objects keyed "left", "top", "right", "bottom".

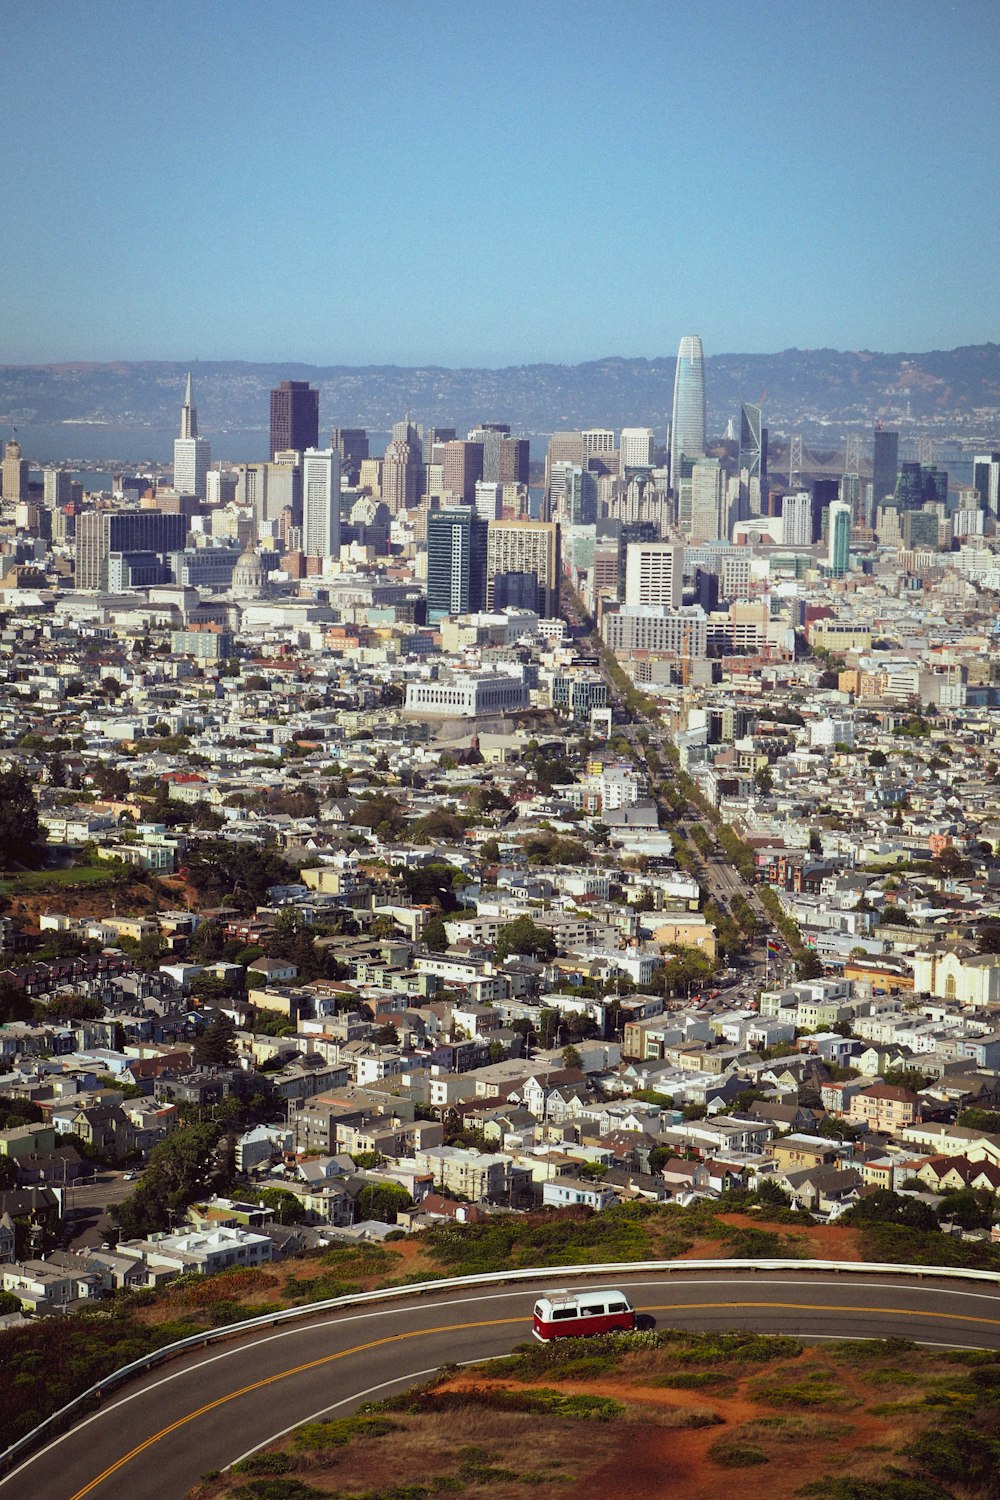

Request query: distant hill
[{"left": 2, "top": 345, "right": 999, "bottom": 443}]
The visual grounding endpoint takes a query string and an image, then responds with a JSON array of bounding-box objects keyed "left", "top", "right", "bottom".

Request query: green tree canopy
[
  {"left": 192, "top": 1013, "right": 238, "bottom": 1069},
  {"left": 356, "top": 1181, "right": 413, "bottom": 1224},
  {"left": 257, "top": 1187, "right": 307, "bottom": 1225},
  {"left": 494, "top": 917, "right": 557, "bottom": 964},
  {"left": 115, "top": 1121, "right": 226, "bottom": 1238},
  {"left": 0, "top": 769, "right": 42, "bottom": 867}
]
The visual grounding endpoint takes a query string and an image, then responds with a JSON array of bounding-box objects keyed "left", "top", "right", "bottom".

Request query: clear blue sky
[{"left": 2, "top": 0, "right": 997, "bottom": 365}]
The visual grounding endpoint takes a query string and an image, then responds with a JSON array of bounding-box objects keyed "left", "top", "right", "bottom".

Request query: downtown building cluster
[{"left": 2, "top": 342, "right": 1000, "bottom": 1306}]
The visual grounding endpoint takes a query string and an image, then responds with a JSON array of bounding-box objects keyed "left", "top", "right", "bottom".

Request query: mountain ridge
[{"left": 2, "top": 344, "right": 999, "bottom": 441}]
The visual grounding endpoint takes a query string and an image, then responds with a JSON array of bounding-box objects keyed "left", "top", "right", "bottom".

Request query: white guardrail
[{"left": 2, "top": 1257, "right": 998, "bottom": 1475}]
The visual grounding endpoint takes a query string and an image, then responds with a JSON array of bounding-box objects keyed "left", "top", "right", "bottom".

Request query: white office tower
[
  {"left": 669, "top": 335, "right": 706, "bottom": 492},
  {"left": 782, "top": 491, "right": 813, "bottom": 546},
  {"left": 688, "top": 457, "right": 726, "bottom": 542},
  {"left": 582, "top": 429, "right": 615, "bottom": 456},
  {"left": 43, "top": 467, "right": 73, "bottom": 509},
  {"left": 624, "top": 541, "right": 682, "bottom": 608},
  {"left": 475, "top": 480, "right": 503, "bottom": 521},
  {"left": 302, "top": 447, "right": 341, "bottom": 562},
  {"left": 172, "top": 372, "right": 211, "bottom": 498},
  {"left": 620, "top": 427, "right": 655, "bottom": 470}
]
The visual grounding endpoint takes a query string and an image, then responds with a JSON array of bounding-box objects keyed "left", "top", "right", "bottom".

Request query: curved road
[{"left": 6, "top": 1266, "right": 1000, "bottom": 1500}]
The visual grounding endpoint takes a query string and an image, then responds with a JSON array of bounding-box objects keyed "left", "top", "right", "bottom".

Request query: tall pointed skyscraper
[
  {"left": 669, "top": 335, "right": 706, "bottom": 493},
  {"left": 173, "top": 372, "right": 211, "bottom": 498},
  {"left": 180, "top": 371, "right": 197, "bottom": 438}
]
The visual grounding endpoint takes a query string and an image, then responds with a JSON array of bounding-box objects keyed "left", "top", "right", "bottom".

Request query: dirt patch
[
  {"left": 675, "top": 1211, "right": 864, "bottom": 1264},
  {"left": 188, "top": 1339, "right": 997, "bottom": 1500}
]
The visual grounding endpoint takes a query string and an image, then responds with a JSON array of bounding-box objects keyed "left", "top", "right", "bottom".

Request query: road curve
[{"left": 6, "top": 1265, "right": 1000, "bottom": 1500}]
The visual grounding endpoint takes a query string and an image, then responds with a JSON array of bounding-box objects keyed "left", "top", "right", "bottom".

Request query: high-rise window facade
[
  {"left": 623, "top": 542, "right": 682, "bottom": 608},
  {"left": 872, "top": 427, "right": 899, "bottom": 507},
  {"left": 269, "top": 381, "right": 319, "bottom": 459},
  {"left": 173, "top": 373, "right": 211, "bottom": 498},
  {"left": 302, "top": 448, "right": 341, "bottom": 561},
  {"left": 426, "top": 507, "right": 487, "bottom": 621},
  {"left": 738, "top": 403, "right": 767, "bottom": 487},
  {"left": 669, "top": 335, "right": 706, "bottom": 492},
  {"left": 486, "top": 520, "right": 560, "bottom": 617}
]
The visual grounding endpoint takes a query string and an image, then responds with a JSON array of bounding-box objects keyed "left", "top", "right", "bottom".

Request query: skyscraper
[
  {"left": 426, "top": 507, "right": 487, "bottom": 621},
  {"left": 173, "top": 373, "right": 211, "bottom": 498},
  {"left": 486, "top": 520, "right": 560, "bottom": 617},
  {"left": 269, "top": 381, "right": 319, "bottom": 459},
  {"left": 624, "top": 542, "right": 682, "bottom": 608},
  {"left": 620, "top": 428, "right": 655, "bottom": 470},
  {"left": 2, "top": 439, "right": 28, "bottom": 502},
  {"left": 893, "top": 462, "right": 924, "bottom": 512},
  {"left": 331, "top": 428, "right": 369, "bottom": 483},
  {"left": 440, "top": 441, "right": 485, "bottom": 504},
  {"left": 75, "top": 510, "right": 188, "bottom": 590},
  {"left": 381, "top": 437, "right": 421, "bottom": 514},
  {"left": 43, "top": 467, "right": 73, "bottom": 510},
  {"left": 827, "top": 500, "right": 852, "bottom": 576},
  {"left": 972, "top": 452, "right": 1000, "bottom": 517},
  {"left": 738, "top": 403, "right": 768, "bottom": 490},
  {"left": 781, "top": 491, "right": 813, "bottom": 546},
  {"left": 301, "top": 448, "right": 341, "bottom": 562},
  {"left": 688, "top": 458, "right": 727, "bottom": 542},
  {"left": 872, "top": 427, "right": 899, "bottom": 508},
  {"left": 670, "top": 335, "right": 706, "bottom": 492}
]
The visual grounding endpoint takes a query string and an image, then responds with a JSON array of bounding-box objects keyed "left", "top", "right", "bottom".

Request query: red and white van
[{"left": 532, "top": 1288, "right": 636, "bottom": 1341}]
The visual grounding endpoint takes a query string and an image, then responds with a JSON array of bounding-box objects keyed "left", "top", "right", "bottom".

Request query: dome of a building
[{"left": 232, "top": 545, "right": 265, "bottom": 598}]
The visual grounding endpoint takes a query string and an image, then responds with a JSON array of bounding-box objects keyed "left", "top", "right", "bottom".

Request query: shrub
[
  {"left": 292, "top": 1415, "right": 398, "bottom": 1451},
  {"left": 232, "top": 1454, "right": 295, "bottom": 1475},
  {"left": 707, "top": 1440, "right": 769, "bottom": 1468}
]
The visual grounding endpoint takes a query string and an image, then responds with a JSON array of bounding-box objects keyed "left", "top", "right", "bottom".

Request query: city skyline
[{"left": 1, "top": 1, "right": 997, "bottom": 366}]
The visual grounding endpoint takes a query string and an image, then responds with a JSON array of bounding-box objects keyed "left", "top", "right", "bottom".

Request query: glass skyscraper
[
  {"left": 669, "top": 335, "right": 706, "bottom": 494},
  {"left": 738, "top": 402, "right": 767, "bottom": 485}
]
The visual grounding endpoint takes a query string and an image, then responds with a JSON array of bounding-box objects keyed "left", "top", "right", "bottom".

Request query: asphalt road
[{"left": 6, "top": 1266, "right": 1000, "bottom": 1500}]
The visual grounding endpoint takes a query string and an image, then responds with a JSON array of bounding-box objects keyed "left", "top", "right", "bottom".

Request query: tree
[
  {"left": 401, "top": 862, "right": 463, "bottom": 910},
  {"left": 0, "top": 770, "right": 41, "bottom": 866},
  {"left": 0, "top": 980, "right": 34, "bottom": 1026},
  {"left": 977, "top": 923, "right": 1000, "bottom": 956},
  {"left": 868, "top": 749, "right": 888, "bottom": 769},
  {"left": 115, "top": 1121, "right": 226, "bottom": 1237},
  {"left": 845, "top": 1189, "right": 938, "bottom": 1231},
  {"left": 421, "top": 914, "right": 450, "bottom": 952},
  {"left": 494, "top": 917, "right": 557, "bottom": 963},
  {"left": 356, "top": 1181, "right": 413, "bottom": 1224},
  {"left": 257, "top": 1187, "right": 306, "bottom": 1225},
  {"left": 561, "top": 1044, "right": 582, "bottom": 1071},
  {"left": 192, "top": 1013, "right": 238, "bottom": 1069}
]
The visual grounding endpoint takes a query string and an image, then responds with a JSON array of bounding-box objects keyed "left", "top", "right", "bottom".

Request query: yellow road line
[
  {"left": 68, "top": 1317, "right": 518, "bottom": 1500},
  {"left": 644, "top": 1301, "right": 1000, "bottom": 1327},
  {"left": 68, "top": 1300, "right": 1000, "bottom": 1498}
]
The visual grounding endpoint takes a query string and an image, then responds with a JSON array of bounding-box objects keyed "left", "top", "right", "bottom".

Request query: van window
[
  {"left": 608, "top": 1302, "right": 629, "bottom": 1314},
  {"left": 580, "top": 1304, "right": 605, "bottom": 1316},
  {"left": 552, "top": 1307, "right": 578, "bottom": 1320}
]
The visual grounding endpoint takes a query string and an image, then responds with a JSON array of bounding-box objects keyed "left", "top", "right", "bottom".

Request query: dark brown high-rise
[{"left": 269, "top": 380, "right": 319, "bottom": 459}]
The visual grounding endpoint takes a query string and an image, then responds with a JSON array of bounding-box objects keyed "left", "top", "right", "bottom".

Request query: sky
[{"left": 2, "top": 0, "right": 998, "bottom": 366}]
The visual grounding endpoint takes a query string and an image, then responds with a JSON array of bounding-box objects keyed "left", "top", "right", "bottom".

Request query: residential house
[{"left": 848, "top": 1084, "right": 920, "bottom": 1133}]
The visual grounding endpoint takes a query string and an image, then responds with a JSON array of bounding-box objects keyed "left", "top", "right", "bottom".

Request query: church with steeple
[{"left": 172, "top": 372, "right": 211, "bottom": 498}]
